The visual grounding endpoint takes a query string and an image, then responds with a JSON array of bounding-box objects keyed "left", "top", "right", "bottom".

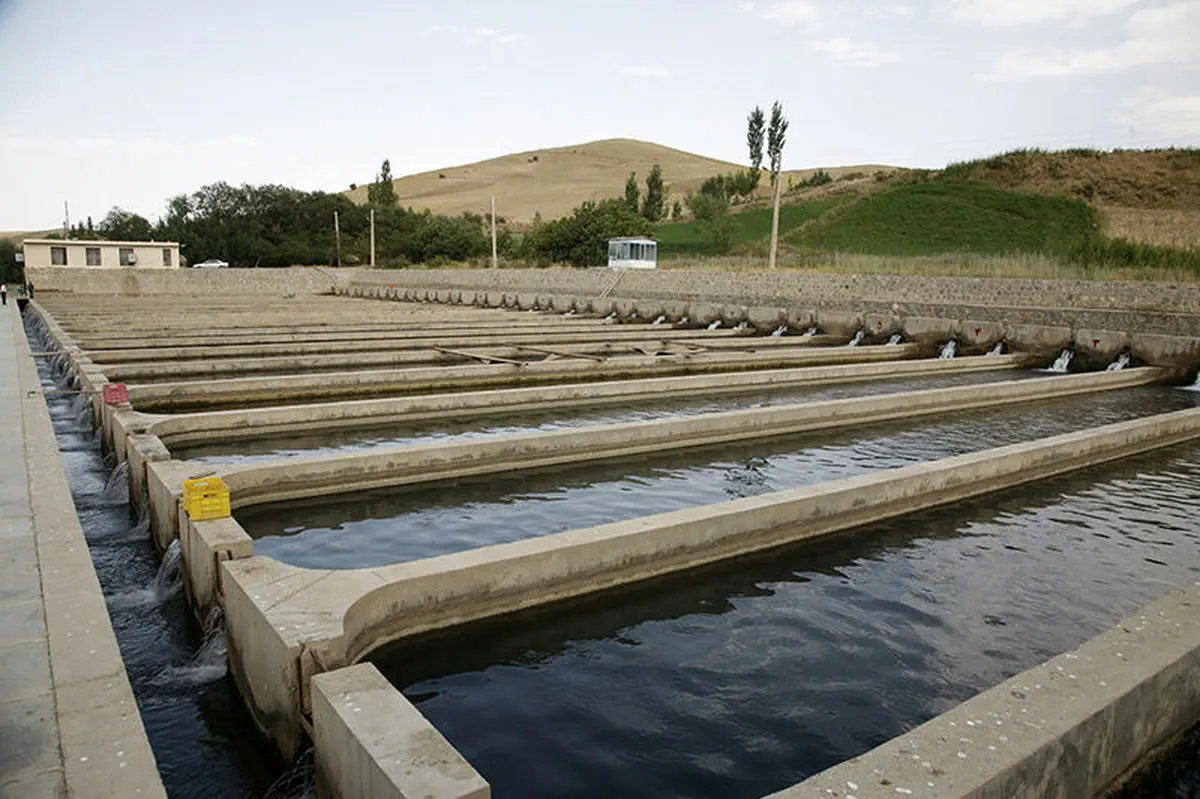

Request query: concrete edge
[
  {"left": 13, "top": 309, "right": 166, "bottom": 797},
  {"left": 770, "top": 581, "right": 1200, "bottom": 798},
  {"left": 311, "top": 663, "right": 490, "bottom": 799}
]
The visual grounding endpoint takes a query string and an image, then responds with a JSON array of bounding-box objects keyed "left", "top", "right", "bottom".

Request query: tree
[
  {"left": 747, "top": 106, "right": 765, "bottom": 171},
  {"left": 98, "top": 207, "right": 154, "bottom": 241},
  {"left": 766, "top": 100, "right": 788, "bottom": 269},
  {"left": 0, "top": 238, "right": 20, "bottom": 284},
  {"left": 685, "top": 189, "right": 732, "bottom": 254},
  {"left": 521, "top": 198, "right": 651, "bottom": 266},
  {"left": 368, "top": 159, "right": 398, "bottom": 207},
  {"left": 671, "top": 200, "right": 682, "bottom": 219},
  {"left": 746, "top": 105, "right": 765, "bottom": 197},
  {"left": 642, "top": 164, "right": 665, "bottom": 221},
  {"left": 624, "top": 171, "right": 640, "bottom": 214}
]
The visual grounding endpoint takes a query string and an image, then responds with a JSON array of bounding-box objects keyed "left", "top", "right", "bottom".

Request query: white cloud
[
  {"left": 992, "top": 1, "right": 1200, "bottom": 77},
  {"left": 953, "top": 0, "right": 1143, "bottom": 26},
  {"left": 807, "top": 37, "right": 900, "bottom": 67},
  {"left": 615, "top": 64, "right": 673, "bottom": 79},
  {"left": 734, "top": 1, "right": 757, "bottom": 11},
  {"left": 1123, "top": 93, "right": 1200, "bottom": 137},
  {"left": 761, "top": 1, "right": 820, "bottom": 26},
  {"left": 471, "top": 26, "right": 522, "bottom": 45}
]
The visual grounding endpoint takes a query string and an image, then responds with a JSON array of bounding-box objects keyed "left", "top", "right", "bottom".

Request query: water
[
  {"left": 939, "top": 340, "right": 957, "bottom": 359},
  {"left": 1107, "top": 352, "right": 1132, "bottom": 371},
  {"left": 652, "top": 315, "right": 667, "bottom": 325},
  {"left": 988, "top": 341, "right": 1005, "bottom": 356},
  {"left": 1115, "top": 723, "right": 1200, "bottom": 797},
  {"left": 845, "top": 330, "right": 865, "bottom": 347},
  {"left": 372, "top": 441, "right": 1200, "bottom": 799},
  {"left": 707, "top": 320, "right": 722, "bottom": 331},
  {"left": 1048, "top": 348, "right": 1074, "bottom": 373},
  {"left": 770, "top": 325, "right": 788, "bottom": 337},
  {"left": 25, "top": 316, "right": 292, "bottom": 798},
  {"left": 179, "top": 368, "right": 1049, "bottom": 465},
  {"left": 238, "top": 386, "right": 1200, "bottom": 570},
  {"left": 803, "top": 327, "right": 819, "bottom": 337},
  {"left": 887, "top": 333, "right": 903, "bottom": 346}
]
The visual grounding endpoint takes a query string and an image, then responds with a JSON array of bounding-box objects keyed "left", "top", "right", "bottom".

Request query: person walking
[{"left": 1, "top": 282, "right": 7, "bottom": 306}]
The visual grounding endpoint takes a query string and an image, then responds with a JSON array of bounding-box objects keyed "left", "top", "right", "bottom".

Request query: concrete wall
[
  {"left": 26, "top": 265, "right": 353, "bottom": 295},
  {"left": 311, "top": 664, "right": 490, "bottom": 799},
  {"left": 218, "top": 406, "right": 1200, "bottom": 757},
  {"left": 774, "top": 581, "right": 1200, "bottom": 798}
]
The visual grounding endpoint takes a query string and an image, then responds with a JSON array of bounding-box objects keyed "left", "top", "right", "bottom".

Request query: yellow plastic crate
[{"left": 183, "top": 477, "right": 231, "bottom": 521}]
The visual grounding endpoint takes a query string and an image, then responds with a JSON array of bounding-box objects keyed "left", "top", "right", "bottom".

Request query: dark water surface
[
  {"left": 238, "top": 385, "right": 1200, "bottom": 570},
  {"left": 26, "top": 318, "right": 294, "bottom": 799},
  {"left": 372, "top": 441, "right": 1200, "bottom": 799},
  {"left": 175, "top": 366, "right": 1043, "bottom": 464}
]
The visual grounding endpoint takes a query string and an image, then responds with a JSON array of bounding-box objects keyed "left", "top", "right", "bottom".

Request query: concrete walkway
[{"left": 0, "top": 304, "right": 163, "bottom": 798}]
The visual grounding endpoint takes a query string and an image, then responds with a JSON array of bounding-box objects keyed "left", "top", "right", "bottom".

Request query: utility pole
[
  {"left": 369, "top": 208, "right": 376, "bottom": 267},
  {"left": 333, "top": 210, "right": 342, "bottom": 268},
  {"left": 768, "top": 166, "right": 782, "bottom": 271},
  {"left": 63, "top": 201, "right": 70, "bottom": 237},
  {"left": 490, "top": 195, "right": 498, "bottom": 269}
]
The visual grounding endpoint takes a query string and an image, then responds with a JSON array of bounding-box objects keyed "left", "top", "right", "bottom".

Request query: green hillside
[
  {"left": 794, "top": 181, "right": 1096, "bottom": 256},
  {"left": 656, "top": 197, "right": 845, "bottom": 255}
]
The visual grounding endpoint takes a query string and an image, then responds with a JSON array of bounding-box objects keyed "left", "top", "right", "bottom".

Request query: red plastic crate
[{"left": 102, "top": 383, "right": 128, "bottom": 405}]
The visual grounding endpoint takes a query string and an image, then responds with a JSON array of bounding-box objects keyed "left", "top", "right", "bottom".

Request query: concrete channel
[{"left": 13, "top": 270, "right": 1200, "bottom": 799}]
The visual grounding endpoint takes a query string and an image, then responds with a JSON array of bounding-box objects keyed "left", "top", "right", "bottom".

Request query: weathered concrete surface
[
  {"left": 125, "top": 343, "right": 919, "bottom": 413},
  {"left": 311, "top": 664, "right": 490, "bottom": 799},
  {"left": 28, "top": 265, "right": 356, "bottom": 296},
  {"left": 2, "top": 307, "right": 164, "bottom": 797},
  {"left": 220, "top": 407, "right": 1200, "bottom": 757},
  {"left": 773, "top": 581, "right": 1200, "bottom": 798},
  {"left": 159, "top": 366, "right": 1153, "bottom": 562},
  {"left": 139, "top": 353, "right": 1031, "bottom": 454}
]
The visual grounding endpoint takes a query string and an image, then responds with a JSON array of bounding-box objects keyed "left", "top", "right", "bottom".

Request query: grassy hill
[{"left": 346, "top": 138, "right": 897, "bottom": 225}]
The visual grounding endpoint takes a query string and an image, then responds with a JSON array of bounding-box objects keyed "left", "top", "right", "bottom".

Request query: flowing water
[
  {"left": 939, "top": 340, "right": 958, "bottom": 359},
  {"left": 24, "top": 316, "right": 301, "bottom": 798},
  {"left": 845, "top": 330, "right": 865, "bottom": 347},
  {"left": 1107, "top": 352, "right": 1132, "bottom": 371},
  {"left": 887, "top": 333, "right": 903, "bottom": 345},
  {"left": 238, "top": 386, "right": 1200, "bottom": 570},
  {"left": 1048, "top": 348, "right": 1074, "bottom": 373},
  {"left": 180, "top": 368, "right": 1050, "bottom": 464},
  {"left": 988, "top": 341, "right": 1005, "bottom": 356},
  {"left": 371, "top": 440, "right": 1200, "bottom": 798}
]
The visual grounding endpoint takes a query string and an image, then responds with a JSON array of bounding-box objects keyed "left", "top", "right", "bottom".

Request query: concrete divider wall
[
  {"left": 775, "top": 581, "right": 1200, "bottom": 798},
  {"left": 28, "top": 265, "right": 356, "bottom": 296},
  {"left": 217, "top": 406, "right": 1200, "bottom": 757}
]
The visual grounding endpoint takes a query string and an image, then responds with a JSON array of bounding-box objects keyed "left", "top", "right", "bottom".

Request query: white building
[
  {"left": 22, "top": 238, "right": 182, "bottom": 269},
  {"left": 607, "top": 237, "right": 657, "bottom": 269}
]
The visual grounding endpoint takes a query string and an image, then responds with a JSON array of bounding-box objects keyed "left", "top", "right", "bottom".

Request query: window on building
[
  {"left": 50, "top": 246, "right": 67, "bottom": 265},
  {"left": 86, "top": 247, "right": 102, "bottom": 266},
  {"left": 162, "top": 248, "right": 172, "bottom": 267},
  {"left": 119, "top": 248, "right": 135, "bottom": 266}
]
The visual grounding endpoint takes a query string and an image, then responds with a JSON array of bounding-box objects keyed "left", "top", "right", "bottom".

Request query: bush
[{"left": 520, "top": 198, "right": 652, "bottom": 266}]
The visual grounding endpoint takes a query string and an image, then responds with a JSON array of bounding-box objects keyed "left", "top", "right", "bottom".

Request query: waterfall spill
[
  {"left": 770, "top": 325, "right": 788, "bottom": 338},
  {"left": 652, "top": 315, "right": 667, "bottom": 325},
  {"left": 845, "top": 330, "right": 865, "bottom": 347},
  {"left": 1048, "top": 348, "right": 1074, "bottom": 373},
  {"left": 887, "top": 334, "right": 903, "bottom": 346},
  {"left": 988, "top": 341, "right": 1005, "bottom": 356},
  {"left": 939, "top": 340, "right": 958, "bottom": 359},
  {"left": 707, "top": 320, "right": 722, "bottom": 330},
  {"left": 1107, "top": 352, "right": 1131, "bottom": 371}
]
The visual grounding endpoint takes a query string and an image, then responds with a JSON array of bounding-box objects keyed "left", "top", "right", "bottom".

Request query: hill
[{"left": 345, "top": 138, "right": 898, "bottom": 225}]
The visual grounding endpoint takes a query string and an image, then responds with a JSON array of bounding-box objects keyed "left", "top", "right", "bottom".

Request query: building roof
[
  {"left": 608, "top": 237, "right": 657, "bottom": 244},
  {"left": 22, "top": 238, "right": 181, "bottom": 247}
]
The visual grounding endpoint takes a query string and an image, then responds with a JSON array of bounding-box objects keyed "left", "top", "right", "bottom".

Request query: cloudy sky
[{"left": 0, "top": 0, "right": 1197, "bottom": 229}]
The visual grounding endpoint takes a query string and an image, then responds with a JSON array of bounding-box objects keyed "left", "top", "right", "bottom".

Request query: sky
[{"left": 0, "top": 0, "right": 1197, "bottom": 230}]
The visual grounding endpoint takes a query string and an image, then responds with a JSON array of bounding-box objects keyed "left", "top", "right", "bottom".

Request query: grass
[
  {"left": 655, "top": 197, "right": 846, "bottom": 255},
  {"left": 790, "top": 181, "right": 1098, "bottom": 257}
]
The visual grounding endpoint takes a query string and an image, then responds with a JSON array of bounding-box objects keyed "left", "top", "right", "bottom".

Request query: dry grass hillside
[
  {"left": 346, "top": 138, "right": 897, "bottom": 225},
  {"left": 940, "top": 148, "right": 1200, "bottom": 249}
]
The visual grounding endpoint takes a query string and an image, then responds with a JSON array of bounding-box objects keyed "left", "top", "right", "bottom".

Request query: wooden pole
[
  {"left": 369, "top": 208, "right": 376, "bottom": 267},
  {"left": 490, "top": 195, "right": 498, "bottom": 269},
  {"left": 333, "top": 210, "right": 342, "bottom": 268},
  {"left": 768, "top": 166, "right": 782, "bottom": 270}
]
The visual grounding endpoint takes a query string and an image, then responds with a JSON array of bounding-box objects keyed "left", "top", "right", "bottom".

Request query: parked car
[{"left": 194, "top": 259, "right": 230, "bottom": 269}]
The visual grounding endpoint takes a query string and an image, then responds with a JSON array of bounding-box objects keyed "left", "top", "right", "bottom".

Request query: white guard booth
[{"left": 607, "top": 237, "right": 658, "bottom": 269}]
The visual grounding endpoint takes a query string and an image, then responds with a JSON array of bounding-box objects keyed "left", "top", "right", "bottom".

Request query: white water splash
[
  {"left": 803, "top": 327, "right": 819, "bottom": 337},
  {"left": 845, "top": 330, "right": 865, "bottom": 347},
  {"left": 1048, "top": 349, "right": 1073, "bottom": 373},
  {"left": 887, "top": 334, "right": 903, "bottom": 346},
  {"left": 1106, "top": 353, "right": 1131, "bottom": 371},
  {"left": 988, "top": 342, "right": 1005, "bottom": 356},
  {"left": 679, "top": 316, "right": 690, "bottom": 325},
  {"left": 106, "top": 540, "right": 181, "bottom": 609},
  {"left": 652, "top": 315, "right": 667, "bottom": 325},
  {"left": 939, "top": 340, "right": 958, "bottom": 359},
  {"left": 735, "top": 321, "right": 749, "bottom": 331},
  {"left": 707, "top": 320, "right": 722, "bottom": 331},
  {"left": 152, "top": 606, "right": 228, "bottom": 687},
  {"left": 770, "top": 325, "right": 788, "bottom": 337}
]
